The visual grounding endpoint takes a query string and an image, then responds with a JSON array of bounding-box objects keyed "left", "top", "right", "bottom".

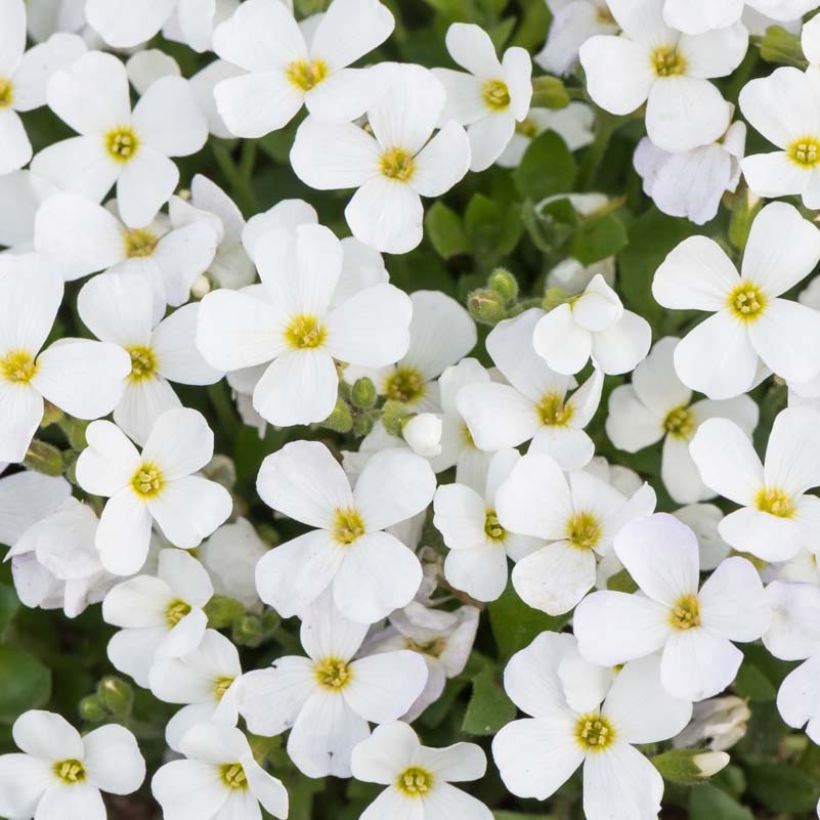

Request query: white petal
[
  {"left": 777, "top": 655, "right": 820, "bottom": 741},
  {"left": 532, "top": 303, "right": 592, "bottom": 375},
  {"left": 152, "top": 305, "right": 222, "bottom": 385},
  {"left": 699, "top": 556, "right": 769, "bottom": 641},
  {"left": 86, "top": 0, "right": 176, "bottom": 47},
  {"left": 96, "top": 491, "right": 154, "bottom": 575},
  {"left": 35, "top": 782, "right": 106, "bottom": 820},
  {"left": 238, "top": 659, "right": 314, "bottom": 736},
  {"left": 445, "top": 545, "right": 509, "bottom": 602},
  {"left": 579, "top": 34, "right": 653, "bottom": 114},
  {"left": 0, "top": 383, "right": 43, "bottom": 463},
  {"left": 345, "top": 650, "right": 428, "bottom": 722},
  {"left": 13, "top": 710, "right": 83, "bottom": 760},
  {"left": 411, "top": 120, "right": 471, "bottom": 196},
  {"left": 0, "top": 753, "right": 52, "bottom": 820},
  {"left": 102, "top": 576, "right": 170, "bottom": 628},
  {"left": 310, "top": 0, "right": 393, "bottom": 71},
  {"left": 350, "top": 721, "right": 417, "bottom": 783},
  {"left": 764, "top": 580, "right": 820, "bottom": 661},
  {"left": 133, "top": 75, "right": 207, "bottom": 156},
  {"left": 0, "top": 109, "right": 31, "bottom": 174},
  {"left": 151, "top": 759, "right": 229, "bottom": 820},
  {"left": 116, "top": 147, "right": 179, "bottom": 228},
  {"left": 345, "top": 177, "right": 424, "bottom": 254},
  {"left": 661, "top": 628, "right": 743, "bottom": 701},
  {"left": 748, "top": 299, "right": 820, "bottom": 384},
  {"left": 605, "top": 385, "right": 663, "bottom": 452},
  {"left": 77, "top": 272, "right": 153, "bottom": 346},
  {"left": 457, "top": 382, "right": 540, "bottom": 450},
  {"left": 590, "top": 310, "right": 651, "bottom": 375},
  {"left": 142, "top": 407, "right": 214, "bottom": 479},
  {"left": 31, "top": 136, "right": 120, "bottom": 204},
  {"left": 148, "top": 476, "right": 232, "bottom": 549},
  {"left": 214, "top": 71, "right": 303, "bottom": 138},
  {"left": 244, "top": 758, "right": 288, "bottom": 819},
  {"left": 75, "top": 419, "right": 140, "bottom": 496},
  {"left": 82, "top": 724, "right": 145, "bottom": 795}
]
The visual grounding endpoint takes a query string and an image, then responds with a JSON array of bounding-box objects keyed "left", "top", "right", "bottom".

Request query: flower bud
[
  {"left": 78, "top": 695, "right": 107, "bottom": 723},
  {"left": 96, "top": 676, "right": 134, "bottom": 719},
  {"left": 41, "top": 401, "right": 64, "bottom": 428},
  {"left": 468, "top": 288, "right": 507, "bottom": 326},
  {"left": 651, "top": 748, "right": 729, "bottom": 785},
  {"left": 322, "top": 398, "right": 353, "bottom": 433},
  {"left": 674, "top": 695, "right": 751, "bottom": 752},
  {"left": 190, "top": 274, "right": 212, "bottom": 300},
  {"left": 233, "top": 614, "right": 264, "bottom": 646},
  {"left": 402, "top": 413, "right": 443, "bottom": 457},
  {"left": 204, "top": 595, "right": 245, "bottom": 629},
  {"left": 693, "top": 751, "right": 730, "bottom": 778},
  {"left": 381, "top": 400, "right": 411, "bottom": 436},
  {"left": 531, "top": 75, "right": 570, "bottom": 109},
  {"left": 487, "top": 268, "right": 519, "bottom": 301},
  {"left": 24, "top": 440, "right": 64, "bottom": 477},
  {"left": 759, "top": 25, "right": 807, "bottom": 68},
  {"left": 353, "top": 414, "right": 374, "bottom": 437},
  {"left": 351, "top": 377, "right": 378, "bottom": 409}
]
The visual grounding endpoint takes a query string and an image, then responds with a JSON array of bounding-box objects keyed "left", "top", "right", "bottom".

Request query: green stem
[
  {"left": 210, "top": 140, "right": 257, "bottom": 216},
  {"left": 577, "top": 112, "right": 619, "bottom": 191}
]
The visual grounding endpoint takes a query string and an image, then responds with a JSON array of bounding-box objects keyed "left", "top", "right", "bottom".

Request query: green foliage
[
  {"left": 488, "top": 586, "right": 570, "bottom": 660},
  {"left": 462, "top": 666, "right": 516, "bottom": 736},
  {"left": 0, "top": 646, "right": 51, "bottom": 721}
]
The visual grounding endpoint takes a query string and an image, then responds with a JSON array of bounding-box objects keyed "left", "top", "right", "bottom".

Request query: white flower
[
  {"left": 0, "top": 469, "right": 71, "bottom": 552},
  {"left": 149, "top": 628, "right": 242, "bottom": 752},
  {"left": 457, "top": 309, "right": 603, "bottom": 470},
  {"left": 574, "top": 513, "right": 770, "bottom": 701},
  {"left": 652, "top": 202, "right": 820, "bottom": 398},
  {"left": 102, "top": 548, "right": 213, "bottom": 687},
  {"left": 492, "top": 633, "right": 691, "bottom": 820},
  {"left": 606, "top": 336, "right": 759, "bottom": 504},
  {"left": 33, "top": 51, "right": 207, "bottom": 227},
  {"left": 152, "top": 723, "right": 288, "bottom": 820},
  {"left": 0, "top": 710, "right": 144, "bottom": 820},
  {"left": 673, "top": 503, "right": 731, "bottom": 571},
  {"left": 75, "top": 407, "right": 233, "bottom": 575},
  {"left": 634, "top": 122, "right": 746, "bottom": 225},
  {"left": 0, "top": 169, "right": 56, "bottom": 249},
  {"left": 404, "top": 413, "right": 443, "bottom": 457},
  {"left": 432, "top": 23, "right": 532, "bottom": 172},
  {"left": 579, "top": 0, "right": 746, "bottom": 152},
  {"left": 197, "top": 223, "right": 412, "bottom": 426},
  {"left": 434, "top": 449, "right": 542, "bottom": 602},
  {"left": 0, "top": 0, "right": 86, "bottom": 175},
  {"left": 495, "top": 451, "right": 655, "bottom": 615},
  {"left": 238, "top": 593, "right": 428, "bottom": 778},
  {"left": 290, "top": 63, "right": 471, "bottom": 253},
  {"left": 673, "top": 695, "right": 751, "bottom": 751},
  {"left": 213, "top": 0, "right": 393, "bottom": 137},
  {"left": 351, "top": 721, "right": 491, "bottom": 820},
  {"left": 690, "top": 407, "right": 820, "bottom": 563},
  {"left": 664, "top": 0, "right": 818, "bottom": 35},
  {"left": 25, "top": 0, "right": 89, "bottom": 43},
  {"left": 0, "top": 259, "right": 130, "bottom": 464},
  {"left": 254, "top": 440, "right": 435, "bottom": 623}
]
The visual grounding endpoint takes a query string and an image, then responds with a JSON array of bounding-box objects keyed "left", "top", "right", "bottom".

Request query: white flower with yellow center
[
  {"left": 102, "top": 549, "right": 213, "bottom": 688},
  {"left": 495, "top": 451, "right": 656, "bottom": 615},
  {"left": 664, "top": 0, "right": 817, "bottom": 35},
  {"left": 606, "top": 336, "right": 759, "bottom": 504},
  {"left": 432, "top": 23, "right": 532, "bottom": 172},
  {"left": 739, "top": 65, "right": 820, "bottom": 208},
  {"left": 653, "top": 202, "right": 820, "bottom": 398},
  {"left": 77, "top": 273, "right": 223, "bottom": 444},
  {"left": 574, "top": 513, "right": 770, "bottom": 701},
  {"left": 152, "top": 723, "right": 288, "bottom": 820},
  {"left": 290, "top": 63, "right": 471, "bottom": 253},
  {"left": 0, "top": 259, "right": 130, "bottom": 464},
  {"left": 579, "top": 0, "right": 747, "bottom": 153},
  {"left": 351, "top": 721, "right": 491, "bottom": 820},
  {"left": 492, "top": 633, "right": 692, "bottom": 820},
  {"left": 690, "top": 407, "right": 820, "bottom": 563},
  {"left": 433, "top": 449, "right": 542, "bottom": 602},
  {"left": 213, "top": 0, "right": 393, "bottom": 138},
  {"left": 197, "top": 223, "right": 412, "bottom": 427},
  {"left": 0, "top": 0, "right": 86, "bottom": 175},
  {"left": 254, "top": 439, "right": 435, "bottom": 623},
  {"left": 0, "top": 710, "right": 145, "bottom": 820},
  {"left": 238, "top": 592, "right": 429, "bottom": 778},
  {"left": 75, "top": 407, "right": 233, "bottom": 576},
  {"left": 33, "top": 50, "right": 207, "bottom": 227},
  {"left": 457, "top": 309, "right": 604, "bottom": 470}
]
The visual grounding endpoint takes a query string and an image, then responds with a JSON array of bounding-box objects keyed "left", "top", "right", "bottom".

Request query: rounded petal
[
  {"left": 13, "top": 710, "right": 83, "bottom": 760},
  {"left": 579, "top": 35, "right": 654, "bottom": 115},
  {"left": 0, "top": 383, "right": 43, "bottom": 463},
  {"left": 142, "top": 407, "right": 214, "bottom": 479},
  {"left": 411, "top": 120, "right": 471, "bottom": 196},
  {"left": 82, "top": 724, "right": 145, "bottom": 795},
  {"left": 95, "top": 490, "right": 155, "bottom": 576},
  {"left": 0, "top": 109, "right": 31, "bottom": 174},
  {"left": 148, "top": 476, "right": 232, "bottom": 549},
  {"left": 86, "top": 0, "right": 176, "bottom": 47},
  {"left": 310, "top": 0, "right": 394, "bottom": 71},
  {"left": 238, "top": 659, "right": 315, "bottom": 737},
  {"left": 532, "top": 303, "right": 592, "bottom": 375},
  {"left": 748, "top": 299, "right": 820, "bottom": 384},
  {"left": 116, "top": 147, "right": 179, "bottom": 228},
  {"left": 698, "top": 556, "right": 769, "bottom": 641},
  {"left": 345, "top": 177, "right": 424, "bottom": 255},
  {"left": 345, "top": 649, "right": 428, "bottom": 722},
  {"left": 214, "top": 71, "right": 303, "bottom": 138},
  {"left": 661, "top": 628, "right": 743, "bottom": 701},
  {"left": 350, "top": 721, "right": 418, "bottom": 784}
]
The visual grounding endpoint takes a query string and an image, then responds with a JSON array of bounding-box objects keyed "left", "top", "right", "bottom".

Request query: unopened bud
[
  {"left": 651, "top": 748, "right": 728, "bottom": 785},
  {"left": 381, "top": 399, "right": 411, "bottom": 437},
  {"left": 190, "top": 274, "right": 212, "bottom": 300},
  {"left": 487, "top": 267, "right": 519, "bottom": 301},
  {"left": 353, "top": 414, "right": 374, "bottom": 437},
  {"left": 322, "top": 398, "right": 353, "bottom": 433},
  {"left": 693, "top": 751, "right": 731, "bottom": 778},
  {"left": 204, "top": 595, "right": 245, "bottom": 629},
  {"left": 79, "top": 695, "right": 107, "bottom": 723},
  {"left": 351, "top": 377, "right": 377, "bottom": 410},
  {"left": 233, "top": 614, "right": 264, "bottom": 646},
  {"left": 96, "top": 676, "right": 134, "bottom": 719},
  {"left": 60, "top": 417, "right": 89, "bottom": 450},
  {"left": 402, "top": 413, "right": 442, "bottom": 457},
  {"left": 468, "top": 288, "right": 507, "bottom": 326},
  {"left": 530, "top": 75, "right": 570, "bottom": 109},
  {"left": 24, "top": 440, "right": 64, "bottom": 477},
  {"left": 41, "top": 401, "right": 64, "bottom": 428},
  {"left": 759, "top": 25, "right": 807, "bottom": 68}
]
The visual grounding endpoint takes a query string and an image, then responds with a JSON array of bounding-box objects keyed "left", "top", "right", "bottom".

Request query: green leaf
[
  {"left": 425, "top": 201, "right": 470, "bottom": 259},
  {"left": 745, "top": 763, "right": 820, "bottom": 812},
  {"left": 494, "top": 813, "right": 557, "bottom": 820},
  {"left": 732, "top": 661, "right": 776, "bottom": 702},
  {"left": 0, "top": 646, "right": 51, "bottom": 721},
  {"left": 689, "top": 784, "right": 753, "bottom": 820},
  {"left": 0, "top": 584, "right": 19, "bottom": 639},
  {"left": 569, "top": 214, "right": 628, "bottom": 266},
  {"left": 488, "top": 585, "right": 570, "bottom": 660},
  {"left": 464, "top": 194, "right": 523, "bottom": 261},
  {"left": 514, "top": 131, "right": 577, "bottom": 202},
  {"left": 461, "top": 666, "right": 516, "bottom": 736}
]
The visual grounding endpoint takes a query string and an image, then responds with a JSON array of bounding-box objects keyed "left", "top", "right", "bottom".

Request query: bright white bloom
[
  {"left": 664, "top": 0, "right": 818, "bottom": 35},
  {"left": 25, "top": 0, "right": 89, "bottom": 43},
  {"left": 653, "top": 202, "right": 820, "bottom": 398},
  {"left": 493, "top": 633, "right": 691, "bottom": 820},
  {"left": 0, "top": 170, "right": 56, "bottom": 249},
  {"left": 434, "top": 449, "right": 541, "bottom": 602},
  {"left": 804, "top": 13, "right": 820, "bottom": 64},
  {"left": 238, "top": 593, "right": 428, "bottom": 778},
  {"left": 254, "top": 440, "right": 435, "bottom": 623},
  {"left": 0, "top": 710, "right": 144, "bottom": 820},
  {"left": 404, "top": 413, "right": 443, "bottom": 457},
  {"left": 75, "top": 408, "right": 233, "bottom": 575},
  {"left": 0, "top": 260, "right": 129, "bottom": 464},
  {"left": 457, "top": 309, "right": 603, "bottom": 470},
  {"left": 126, "top": 49, "right": 182, "bottom": 95},
  {"left": 495, "top": 451, "right": 655, "bottom": 615},
  {"left": 149, "top": 628, "right": 242, "bottom": 751},
  {"left": 213, "top": 0, "right": 393, "bottom": 137},
  {"left": 690, "top": 407, "right": 820, "bottom": 563},
  {"left": 0, "top": 470, "right": 71, "bottom": 551},
  {"left": 351, "top": 722, "right": 491, "bottom": 820},
  {"left": 197, "top": 223, "right": 412, "bottom": 426},
  {"left": 575, "top": 513, "right": 770, "bottom": 701},
  {"left": 579, "top": 0, "right": 746, "bottom": 152},
  {"left": 102, "top": 549, "right": 213, "bottom": 687},
  {"left": 33, "top": 51, "right": 207, "bottom": 227},
  {"left": 0, "top": 0, "right": 86, "bottom": 175},
  {"left": 634, "top": 122, "right": 746, "bottom": 225},
  {"left": 291, "top": 63, "right": 471, "bottom": 253},
  {"left": 152, "top": 723, "right": 288, "bottom": 820},
  {"left": 432, "top": 23, "right": 531, "bottom": 172},
  {"left": 673, "top": 503, "right": 731, "bottom": 571},
  {"left": 606, "top": 336, "right": 759, "bottom": 504}
]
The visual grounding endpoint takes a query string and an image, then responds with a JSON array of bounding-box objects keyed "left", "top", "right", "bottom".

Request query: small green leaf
[
  {"left": 488, "top": 585, "right": 570, "bottom": 660},
  {"left": 689, "top": 784, "right": 753, "bottom": 820},
  {"left": 425, "top": 201, "right": 470, "bottom": 259},
  {"left": 461, "top": 666, "right": 516, "bottom": 736},
  {"left": 733, "top": 661, "right": 776, "bottom": 702},
  {"left": 569, "top": 213, "right": 628, "bottom": 266},
  {"left": 745, "top": 763, "right": 820, "bottom": 812},
  {"left": 0, "top": 646, "right": 51, "bottom": 721},
  {"left": 514, "top": 131, "right": 577, "bottom": 202},
  {"left": 0, "top": 584, "right": 19, "bottom": 639}
]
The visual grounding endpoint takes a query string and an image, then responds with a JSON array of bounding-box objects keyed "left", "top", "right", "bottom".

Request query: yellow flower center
[
  {"left": 566, "top": 511, "right": 602, "bottom": 551},
  {"left": 54, "top": 759, "right": 86, "bottom": 784},
  {"left": 651, "top": 46, "right": 687, "bottom": 77},
  {"left": 104, "top": 126, "right": 140, "bottom": 163},
  {"left": 126, "top": 345, "right": 158, "bottom": 382},
  {"left": 482, "top": 78, "right": 511, "bottom": 111},
  {"left": 379, "top": 147, "right": 416, "bottom": 182},
  {"left": 396, "top": 766, "right": 434, "bottom": 797},
  {"left": 0, "top": 349, "right": 37, "bottom": 385},
  {"left": 332, "top": 507, "right": 366, "bottom": 545},
  {"left": 214, "top": 676, "right": 235, "bottom": 699},
  {"left": 219, "top": 762, "right": 248, "bottom": 790},
  {"left": 537, "top": 392, "right": 573, "bottom": 427},
  {"left": 384, "top": 366, "right": 426, "bottom": 405},
  {"left": 788, "top": 136, "right": 820, "bottom": 167},
  {"left": 123, "top": 227, "right": 159, "bottom": 258},
  {"left": 285, "top": 58, "right": 329, "bottom": 91},
  {"left": 726, "top": 282, "right": 766, "bottom": 322},
  {"left": 669, "top": 593, "right": 701, "bottom": 630},
  {"left": 663, "top": 405, "right": 695, "bottom": 440},
  {"left": 165, "top": 598, "right": 192, "bottom": 627},
  {"left": 314, "top": 657, "right": 352, "bottom": 690},
  {"left": 130, "top": 462, "right": 165, "bottom": 499},
  {"left": 0, "top": 77, "right": 14, "bottom": 109},
  {"left": 755, "top": 487, "right": 796, "bottom": 518},
  {"left": 283, "top": 313, "right": 327, "bottom": 350},
  {"left": 575, "top": 714, "right": 616, "bottom": 752},
  {"left": 484, "top": 510, "right": 506, "bottom": 542}
]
